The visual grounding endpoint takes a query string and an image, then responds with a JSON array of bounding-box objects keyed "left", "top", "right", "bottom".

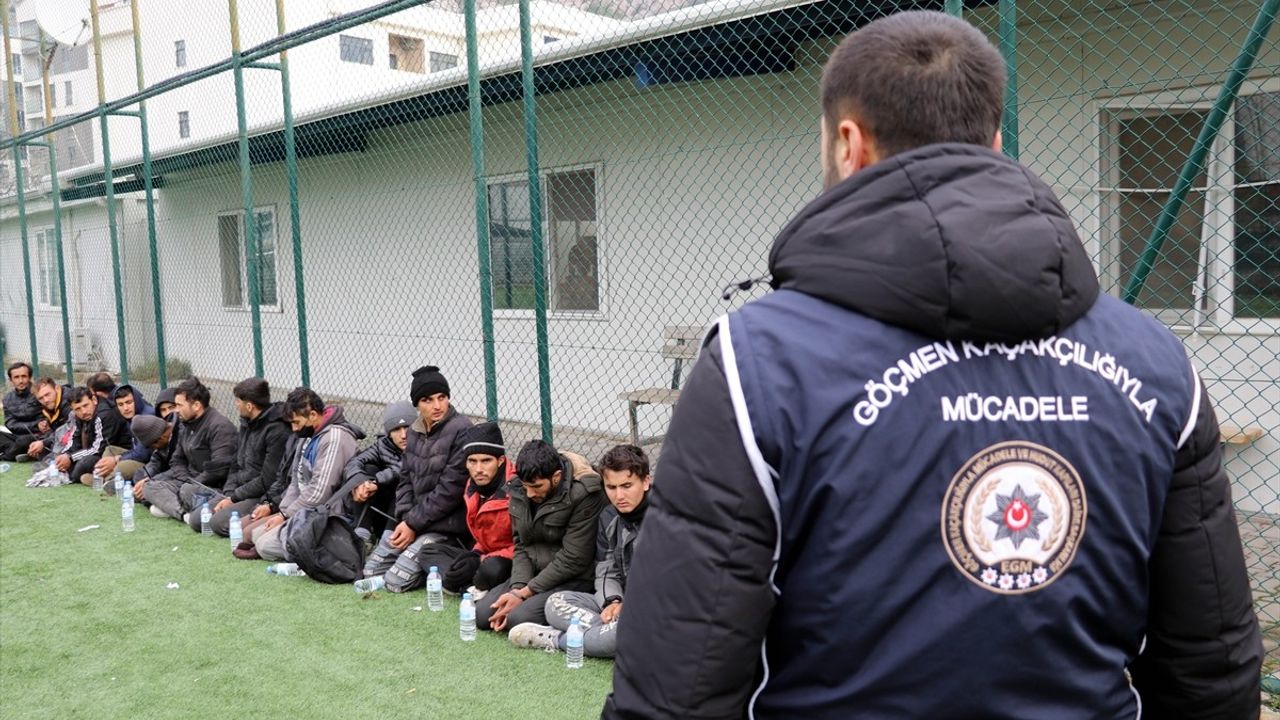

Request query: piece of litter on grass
[
  {"left": 166, "top": 582, "right": 180, "bottom": 590},
  {"left": 171, "top": 547, "right": 179, "bottom": 552},
  {"left": 77, "top": 524, "right": 100, "bottom": 533},
  {"left": 411, "top": 606, "right": 423, "bottom": 612},
  {"left": 407, "top": 688, "right": 416, "bottom": 694}
]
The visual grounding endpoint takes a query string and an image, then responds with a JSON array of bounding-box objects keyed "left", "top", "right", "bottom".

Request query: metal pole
[
  {"left": 130, "top": 0, "right": 167, "bottom": 387},
  {"left": 39, "top": 41, "right": 72, "bottom": 383},
  {"left": 998, "top": 0, "right": 1018, "bottom": 161},
  {"left": 3, "top": 1, "right": 38, "bottom": 373},
  {"left": 519, "top": 0, "right": 552, "bottom": 442},
  {"left": 465, "top": 0, "right": 498, "bottom": 422},
  {"left": 945, "top": 0, "right": 963, "bottom": 17},
  {"left": 229, "top": 0, "right": 264, "bottom": 377},
  {"left": 1124, "top": 0, "right": 1280, "bottom": 304},
  {"left": 91, "top": 0, "right": 129, "bottom": 382},
  {"left": 275, "top": 0, "right": 309, "bottom": 387}
]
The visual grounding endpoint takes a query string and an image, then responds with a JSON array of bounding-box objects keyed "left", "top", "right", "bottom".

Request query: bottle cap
[
  {"left": 429, "top": 566, "right": 439, "bottom": 573},
  {"left": 462, "top": 592, "right": 472, "bottom": 600}
]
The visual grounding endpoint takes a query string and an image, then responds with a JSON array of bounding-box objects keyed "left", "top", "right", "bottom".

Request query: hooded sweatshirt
[{"left": 278, "top": 406, "right": 364, "bottom": 518}]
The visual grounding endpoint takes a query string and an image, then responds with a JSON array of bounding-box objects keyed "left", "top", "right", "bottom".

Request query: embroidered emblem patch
[{"left": 941, "top": 441, "right": 1087, "bottom": 595}]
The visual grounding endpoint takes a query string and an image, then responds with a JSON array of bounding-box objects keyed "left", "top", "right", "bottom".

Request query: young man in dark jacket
[
  {"left": 13, "top": 377, "right": 72, "bottom": 462},
  {"left": 1, "top": 362, "right": 42, "bottom": 460},
  {"left": 415, "top": 421, "right": 516, "bottom": 597},
  {"left": 330, "top": 400, "right": 416, "bottom": 540},
  {"left": 129, "top": 413, "right": 177, "bottom": 502},
  {"left": 143, "top": 377, "right": 238, "bottom": 521},
  {"left": 605, "top": 12, "right": 1262, "bottom": 720},
  {"left": 362, "top": 366, "right": 472, "bottom": 592},
  {"left": 188, "top": 378, "right": 290, "bottom": 535},
  {"left": 478, "top": 439, "right": 605, "bottom": 633},
  {"left": 55, "top": 386, "right": 132, "bottom": 486},
  {"left": 512, "top": 444, "right": 650, "bottom": 656},
  {"left": 93, "top": 385, "right": 155, "bottom": 491}
]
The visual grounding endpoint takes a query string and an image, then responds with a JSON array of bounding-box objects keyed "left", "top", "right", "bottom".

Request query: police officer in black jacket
[{"left": 605, "top": 11, "right": 1261, "bottom": 720}]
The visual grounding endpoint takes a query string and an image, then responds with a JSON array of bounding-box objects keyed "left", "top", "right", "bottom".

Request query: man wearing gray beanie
[{"left": 331, "top": 400, "right": 416, "bottom": 541}]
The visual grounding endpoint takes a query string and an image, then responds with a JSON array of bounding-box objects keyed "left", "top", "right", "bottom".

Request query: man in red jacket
[{"left": 417, "top": 422, "right": 515, "bottom": 598}]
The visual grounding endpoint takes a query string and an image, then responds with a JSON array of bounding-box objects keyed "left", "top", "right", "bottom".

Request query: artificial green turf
[{"left": 0, "top": 462, "right": 614, "bottom": 720}]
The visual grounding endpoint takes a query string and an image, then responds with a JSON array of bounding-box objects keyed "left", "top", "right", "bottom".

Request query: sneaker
[
  {"left": 232, "top": 542, "right": 260, "bottom": 560},
  {"left": 182, "top": 513, "right": 191, "bottom": 524},
  {"left": 150, "top": 505, "right": 168, "bottom": 519},
  {"left": 466, "top": 585, "right": 488, "bottom": 602},
  {"left": 509, "top": 623, "right": 561, "bottom": 653},
  {"left": 15, "top": 454, "right": 31, "bottom": 463}
]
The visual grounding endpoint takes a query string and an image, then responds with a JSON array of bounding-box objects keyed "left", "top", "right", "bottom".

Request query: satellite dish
[{"left": 33, "top": 0, "right": 92, "bottom": 47}]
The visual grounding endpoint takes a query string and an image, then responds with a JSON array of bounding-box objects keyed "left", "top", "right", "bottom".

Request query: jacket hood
[
  {"left": 768, "top": 144, "right": 1100, "bottom": 342},
  {"left": 247, "top": 401, "right": 286, "bottom": 430},
  {"left": 116, "top": 384, "right": 155, "bottom": 418},
  {"left": 315, "top": 405, "right": 366, "bottom": 441}
]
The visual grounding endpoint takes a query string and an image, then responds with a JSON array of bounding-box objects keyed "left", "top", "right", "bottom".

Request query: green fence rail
[{"left": 0, "top": 0, "right": 1276, "bottom": 676}]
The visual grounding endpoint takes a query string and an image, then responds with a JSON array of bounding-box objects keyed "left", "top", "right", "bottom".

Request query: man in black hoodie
[
  {"left": 186, "top": 377, "right": 290, "bottom": 535},
  {"left": 605, "top": 11, "right": 1260, "bottom": 720},
  {"left": 144, "top": 377, "right": 238, "bottom": 521}
]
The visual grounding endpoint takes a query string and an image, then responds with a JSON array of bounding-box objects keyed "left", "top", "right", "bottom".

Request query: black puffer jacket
[
  {"left": 605, "top": 144, "right": 1261, "bottom": 720},
  {"left": 167, "top": 406, "right": 238, "bottom": 490},
  {"left": 330, "top": 434, "right": 404, "bottom": 519},
  {"left": 223, "top": 403, "right": 291, "bottom": 502},
  {"left": 3, "top": 388, "right": 42, "bottom": 434},
  {"left": 394, "top": 406, "right": 472, "bottom": 538}
]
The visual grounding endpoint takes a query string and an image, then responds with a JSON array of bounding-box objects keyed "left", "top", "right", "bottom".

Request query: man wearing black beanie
[{"left": 362, "top": 365, "right": 473, "bottom": 592}]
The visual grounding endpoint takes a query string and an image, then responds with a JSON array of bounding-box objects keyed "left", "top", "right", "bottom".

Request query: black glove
[{"left": 443, "top": 551, "right": 482, "bottom": 591}]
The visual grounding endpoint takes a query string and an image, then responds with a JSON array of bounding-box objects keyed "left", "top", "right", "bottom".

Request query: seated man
[
  {"left": 94, "top": 385, "right": 156, "bottom": 492},
  {"left": 509, "top": 444, "right": 652, "bottom": 657},
  {"left": 143, "top": 377, "right": 237, "bottom": 520},
  {"left": 243, "top": 387, "right": 362, "bottom": 561},
  {"left": 129, "top": 396, "right": 179, "bottom": 503},
  {"left": 53, "top": 387, "right": 131, "bottom": 487},
  {"left": 362, "top": 366, "right": 472, "bottom": 592},
  {"left": 331, "top": 401, "right": 416, "bottom": 541},
  {"left": 188, "top": 378, "right": 290, "bottom": 536},
  {"left": 1, "top": 362, "right": 42, "bottom": 461},
  {"left": 477, "top": 439, "right": 605, "bottom": 633},
  {"left": 416, "top": 422, "right": 516, "bottom": 598},
  {"left": 153, "top": 387, "right": 177, "bottom": 421},
  {"left": 18, "top": 377, "right": 73, "bottom": 462}
]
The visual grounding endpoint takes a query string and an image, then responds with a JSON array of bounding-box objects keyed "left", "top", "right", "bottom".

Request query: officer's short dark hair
[{"left": 821, "top": 10, "right": 1006, "bottom": 159}]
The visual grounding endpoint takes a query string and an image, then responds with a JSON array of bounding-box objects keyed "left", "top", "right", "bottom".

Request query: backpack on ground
[{"left": 283, "top": 505, "right": 365, "bottom": 584}]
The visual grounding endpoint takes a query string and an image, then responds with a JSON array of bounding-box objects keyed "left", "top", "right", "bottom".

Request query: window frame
[
  {"left": 339, "top": 34, "right": 374, "bottom": 66},
  {"left": 1097, "top": 76, "right": 1280, "bottom": 332},
  {"left": 174, "top": 39, "right": 187, "bottom": 68},
  {"left": 486, "top": 162, "right": 606, "bottom": 321},
  {"left": 217, "top": 205, "right": 282, "bottom": 313},
  {"left": 35, "top": 227, "right": 61, "bottom": 310},
  {"left": 178, "top": 110, "right": 190, "bottom": 139}
]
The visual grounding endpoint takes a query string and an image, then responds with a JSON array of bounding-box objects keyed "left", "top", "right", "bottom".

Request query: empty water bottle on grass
[
  {"left": 353, "top": 576, "right": 385, "bottom": 594},
  {"left": 0, "top": 462, "right": 11, "bottom": 474},
  {"left": 121, "top": 483, "right": 135, "bottom": 533},
  {"left": 200, "top": 502, "right": 212, "bottom": 537},
  {"left": 266, "top": 563, "right": 305, "bottom": 577},
  {"left": 565, "top": 617, "right": 584, "bottom": 669},
  {"left": 459, "top": 593, "right": 476, "bottom": 642},
  {"left": 92, "top": 472, "right": 103, "bottom": 492},
  {"left": 228, "top": 511, "right": 243, "bottom": 549},
  {"left": 426, "top": 566, "right": 443, "bottom": 612}
]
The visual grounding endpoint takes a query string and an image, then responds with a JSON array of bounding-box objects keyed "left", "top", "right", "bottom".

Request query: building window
[
  {"left": 11, "top": 53, "right": 19, "bottom": 77},
  {"left": 429, "top": 51, "right": 457, "bottom": 73},
  {"left": 1102, "top": 84, "right": 1280, "bottom": 322},
  {"left": 487, "top": 167, "right": 602, "bottom": 314},
  {"left": 218, "top": 208, "right": 279, "bottom": 310},
  {"left": 175, "top": 39, "right": 186, "bottom": 68},
  {"left": 64, "top": 80, "right": 72, "bottom": 106},
  {"left": 388, "top": 34, "right": 424, "bottom": 73},
  {"left": 178, "top": 110, "right": 189, "bottom": 138},
  {"left": 36, "top": 229, "right": 61, "bottom": 308},
  {"left": 339, "top": 35, "right": 373, "bottom": 65}
]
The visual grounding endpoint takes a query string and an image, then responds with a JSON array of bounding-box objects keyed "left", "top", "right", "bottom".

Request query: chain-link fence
[{"left": 0, "top": 0, "right": 1276, "bottom": 673}]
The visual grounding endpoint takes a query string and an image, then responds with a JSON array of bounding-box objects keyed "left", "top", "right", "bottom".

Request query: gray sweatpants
[
  {"left": 143, "top": 477, "right": 187, "bottom": 519},
  {"left": 362, "top": 530, "right": 456, "bottom": 593},
  {"left": 545, "top": 591, "right": 619, "bottom": 658}
]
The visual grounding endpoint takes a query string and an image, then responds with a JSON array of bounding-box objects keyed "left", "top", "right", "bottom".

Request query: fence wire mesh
[{"left": 0, "top": 0, "right": 1276, "bottom": 678}]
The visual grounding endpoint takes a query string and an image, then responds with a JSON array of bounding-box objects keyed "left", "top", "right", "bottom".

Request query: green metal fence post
[
  {"left": 998, "top": 0, "right": 1019, "bottom": 161},
  {"left": 276, "top": 0, "right": 310, "bottom": 387},
  {"left": 131, "top": 0, "right": 167, "bottom": 388},
  {"left": 91, "top": 0, "right": 129, "bottom": 382},
  {"left": 229, "top": 0, "right": 265, "bottom": 378},
  {"left": 466, "top": 0, "right": 498, "bottom": 422},
  {"left": 1124, "top": 0, "right": 1280, "bottom": 304},
  {"left": 945, "top": 0, "right": 963, "bottom": 18},
  {"left": 3, "top": 3, "right": 38, "bottom": 374},
  {"left": 519, "top": 0, "right": 553, "bottom": 443}
]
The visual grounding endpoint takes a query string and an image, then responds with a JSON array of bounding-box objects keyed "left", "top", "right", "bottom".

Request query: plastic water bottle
[
  {"left": 565, "top": 617, "right": 584, "bottom": 668},
  {"left": 200, "top": 502, "right": 212, "bottom": 537},
  {"left": 92, "top": 471, "right": 104, "bottom": 492},
  {"left": 228, "top": 511, "right": 243, "bottom": 549},
  {"left": 121, "top": 483, "right": 135, "bottom": 532},
  {"left": 459, "top": 592, "right": 476, "bottom": 642},
  {"left": 113, "top": 470, "right": 124, "bottom": 498},
  {"left": 426, "top": 566, "right": 444, "bottom": 612},
  {"left": 266, "top": 563, "right": 306, "bottom": 577},
  {"left": 353, "top": 576, "right": 385, "bottom": 594},
  {"left": 0, "top": 462, "right": 11, "bottom": 474}
]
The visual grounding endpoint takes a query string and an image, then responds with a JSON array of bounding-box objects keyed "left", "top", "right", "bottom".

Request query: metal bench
[{"left": 620, "top": 325, "right": 704, "bottom": 445}]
